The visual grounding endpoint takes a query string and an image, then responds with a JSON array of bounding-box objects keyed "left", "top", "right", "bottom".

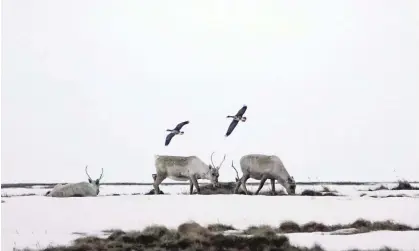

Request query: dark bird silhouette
[
  {"left": 225, "top": 105, "right": 247, "bottom": 137},
  {"left": 165, "top": 121, "right": 189, "bottom": 146}
]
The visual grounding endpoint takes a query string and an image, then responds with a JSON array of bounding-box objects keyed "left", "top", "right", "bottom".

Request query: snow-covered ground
[
  {"left": 3, "top": 182, "right": 419, "bottom": 197},
  {"left": 2, "top": 183, "right": 419, "bottom": 251}
]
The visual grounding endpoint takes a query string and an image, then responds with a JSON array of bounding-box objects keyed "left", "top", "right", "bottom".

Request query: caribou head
[
  {"left": 285, "top": 176, "right": 296, "bottom": 195},
  {"left": 85, "top": 165, "right": 104, "bottom": 195},
  {"left": 208, "top": 152, "right": 226, "bottom": 187}
]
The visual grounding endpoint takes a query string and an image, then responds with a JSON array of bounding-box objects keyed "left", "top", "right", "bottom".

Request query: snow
[
  {"left": 288, "top": 231, "right": 419, "bottom": 251},
  {"left": 2, "top": 183, "right": 419, "bottom": 251},
  {"left": 3, "top": 182, "right": 418, "bottom": 197}
]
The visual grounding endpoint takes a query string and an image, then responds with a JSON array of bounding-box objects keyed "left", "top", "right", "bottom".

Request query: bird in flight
[
  {"left": 225, "top": 105, "right": 247, "bottom": 137},
  {"left": 165, "top": 120, "right": 190, "bottom": 146}
]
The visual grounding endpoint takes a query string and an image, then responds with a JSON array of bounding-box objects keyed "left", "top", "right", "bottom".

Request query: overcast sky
[{"left": 1, "top": 0, "right": 418, "bottom": 183}]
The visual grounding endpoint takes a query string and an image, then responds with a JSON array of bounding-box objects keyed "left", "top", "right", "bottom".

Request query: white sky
[{"left": 1, "top": 0, "right": 418, "bottom": 183}]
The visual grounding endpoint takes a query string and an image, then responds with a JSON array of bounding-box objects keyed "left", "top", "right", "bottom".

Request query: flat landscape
[{"left": 2, "top": 181, "right": 419, "bottom": 251}]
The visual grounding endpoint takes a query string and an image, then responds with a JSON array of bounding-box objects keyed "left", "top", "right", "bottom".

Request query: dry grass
[
  {"left": 368, "top": 185, "right": 390, "bottom": 191},
  {"left": 366, "top": 181, "right": 419, "bottom": 192},
  {"left": 36, "top": 220, "right": 408, "bottom": 251},
  {"left": 143, "top": 189, "right": 165, "bottom": 195},
  {"left": 177, "top": 182, "right": 246, "bottom": 195},
  {"left": 207, "top": 223, "right": 236, "bottom": 232},
  {"left": 41, "top": 222, "right": 296, "bottom": 251},
  {"left": 240, "top": 218, "right": 418, "bottom": 235},
  {"left": 392, "top": 180, "right": 419, "bottom": 190},
  {"left": 1, "top": 193, "right": 37, "bottom": 198},
  {"left": 178, "top": 183, "right": 339, "bottom": 196},
  {"left": 301, "top": 189, "right": 339, "bottom": 196}
]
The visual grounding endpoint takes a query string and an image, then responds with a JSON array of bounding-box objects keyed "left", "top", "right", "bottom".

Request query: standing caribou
[
  {"left": 234, "top": 154, "right": 296, "bottom": 195},
  {"left": 45, "top": 166, "right": 104, "bottom": 197},
  {"left": 152, "top": 152, "right": 226, "bottom": 194}
]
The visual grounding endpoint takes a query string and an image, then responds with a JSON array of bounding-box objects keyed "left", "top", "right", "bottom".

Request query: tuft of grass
[
  {"left": 274, "top": 218, "right": 418, "bottom": 235},
  {"left": 370, "top": 194, "right": 411, "bottom": 198},
  {"left": 38, "top": 220, "right": 408, "bottom": 251},
  {"left": 301, "top": 189, "right": 339, "bottom": 196},
  {"left": 177, "top": 221, "right": 212, "bottom": 242},
  {"left": 1, "top": 193, "right": 36, "bottom": 198},
  {"left": 39, "top": 222, "right": 301, "bottom": 251},
  {"left": 243, "top": 225, "right": 277, "bottom": 238},
  {"left": 207, "top": 223, "right": 236, "bottom": 232},
  {"left": 144, "top": 189, "right": 165, "bottom": 195},
  {"left": 368, "top": 185, "right": 389, "bottom": 191},
  {"left": 107, "top": 230, "right": 126, "bottom": 241},
  {"left": 183, "top": 182, "right": 241, "bottom": 195},
  {"left": 279, "top": 221, "right": 301, "bottom": 233},
  {"left": 102, "top": 228, "right": 123, "bottom": 234},
  {"left": 392, "top": 180, "right": 419, "bottom": 190},
  {"left": 321, "top": 185, "right": 337, "bottom": 193},
  {"left": 301, "top": 221, "right": 331, "bottom": 232}
]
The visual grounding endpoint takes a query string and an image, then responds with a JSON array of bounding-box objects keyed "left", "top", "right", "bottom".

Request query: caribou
[
  {"left": 152, "top": 152, "right": 226, "bottom": 194},
  {"left": 45, "top": 166, "right": 104, "bottom": 197},
  {"left": 234, "top": 154, "right": 296, "bottom": 195}
]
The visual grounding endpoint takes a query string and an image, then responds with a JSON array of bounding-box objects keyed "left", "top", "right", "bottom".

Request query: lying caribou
[
  {"left": 152, "top": 152, "right": 226, "bottom": 194},
  {"left": 234, "top": 154, "right": 296, "bottom": 195},
  {"left": 45, "top": 166, "right": 104, "bottom": 197}
]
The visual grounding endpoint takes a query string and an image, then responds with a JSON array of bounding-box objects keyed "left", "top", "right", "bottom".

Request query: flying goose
[
  {"left": 165, "top": 120, "right": 189, "bottom": 146},
  {"left": 225, "top": 105, "right": 247, "bottom": 137}
]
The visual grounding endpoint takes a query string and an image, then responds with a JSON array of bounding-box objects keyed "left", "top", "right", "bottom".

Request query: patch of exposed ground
[
  {"left": 33, "top": 221, "right": 406, "bottom": 251},
  {"left": 391, "top": 180, "right": 419, "bottom": 190},
  {"left": 300, "top": 188, "right": 340, "bottom": 197},
  {"left": 205, "top": 219, "right": 418, "bottom": 235},
  {"left": 144, "top": 183, "right": 341, "bottom": 196},
  {"left": 370, "top": 194, "right": 415, "bottom": 198},
  {"left": 1, "top": 193, "right": 37, "bottom": 198},
  {"left": 2, "top": 181, "right": 395, "bottom": 189},
  {"left": 255, "top": 219, "right": 418, "bottom": 235},
  {"left": 362, "top": 181, "right": 419, "bottom": 192}
]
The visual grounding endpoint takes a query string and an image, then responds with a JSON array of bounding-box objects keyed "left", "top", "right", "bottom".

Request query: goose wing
[
  {"left": 165, "top": 132, "right": 176, "bottom": 146},
  {"left": 235, "top": 105, "right": 247, "bottom": 117},
  {"left": 225, "top": 120, "right": 239, "bottom": 137},
  {"left": 174, "top": 121, "right": 189, "bottom": 131}
]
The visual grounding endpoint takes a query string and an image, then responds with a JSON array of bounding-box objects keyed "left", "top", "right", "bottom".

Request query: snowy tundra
[
  {"left": 2, "top": 186, "right": 419, "bottom": 251},
  {"left": 46, "top": 166, "right": 104, "bottom": 197},
  {"left": 153, "top": 152, "right": 226, "bottom": 194},
  {"left": 234, "top": 154, "right": 296, "bottom": 195}
]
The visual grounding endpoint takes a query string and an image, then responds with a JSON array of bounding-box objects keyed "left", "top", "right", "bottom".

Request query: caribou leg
[
  {"left": 234, "top": 178, "right": 242, "bottom": 194},
  {"left": 240, "top": 174, "right": 251, "bottom": 195},
  {"left": 255, "top": 176, "right": 268, "bottom": 195},
  {"left": 271, "top": 179, "right": 276, "bottom": 195},
  {"left": 153, "top": 174, "right": 166, "bottom": 195},
  {"left": 191, "top": 176, "right": 200, "bottom": 194},
  {"left": 189, "top": 179, "right": 194, "bottom": 194}
]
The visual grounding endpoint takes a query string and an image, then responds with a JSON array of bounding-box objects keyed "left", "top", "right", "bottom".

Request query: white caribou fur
[
  {"left": 152, "top": 153, "right": 225, "bottom": 194},
  {"left": 45, "top": 166, "right": 103, "bottom": 197},
  {"left": 46, "top": 182, "right": 100, "bottom": 197},
  {"left": 235, "top": 153, "right": 296, "bottom": 195}
]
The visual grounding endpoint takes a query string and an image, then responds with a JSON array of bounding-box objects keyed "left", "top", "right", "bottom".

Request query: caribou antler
[
  {"left": 231, "top": 161, "right": 239, "bottom": 181},
  {"left": 211, "top": 152, "right": 227, "bottom": 170},
  {"left": 85, "top": 165, "right": 92, "bottom": 180},
  {"left": 85, "top": 165, "right": 104, "bottom": 181},
  {"left": 210, "top": 152, "right": 216, "bottom": 168},
  {"left": 218, "top": 154, "right": 226, "bottom": 170},
  {"left": 98, "top": 168, "right": 104, "bottom": 181}
]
